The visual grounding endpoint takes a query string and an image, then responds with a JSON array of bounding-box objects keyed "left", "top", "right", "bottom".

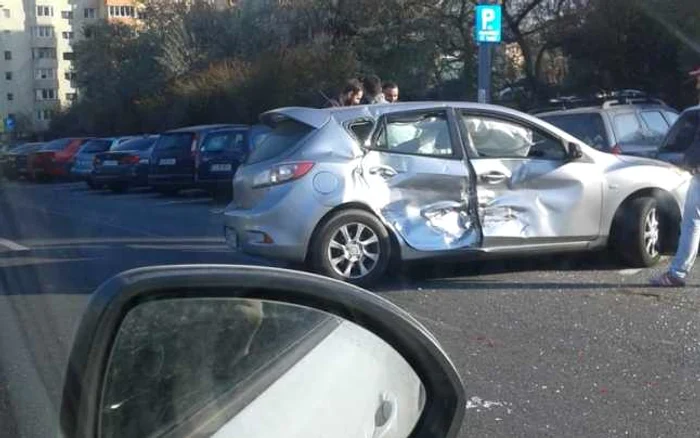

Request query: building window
[
  {"left": 61, "top": 11, "right": 73, "bottom": 19},
  {"left": 7, "top": 93, "right": 13, "bottom": 101},
  {"left": 62, "top": 31, "right": 74, "bottom": 40},
  {"left": 36, "top": 110, "right": 52, "bottom": 121},
  {"left": 32, "top": 48, "right": 56, "bottom": 59},
  {"left": 64, "top": 71, "right": 76, "bottom": 81},
  {"left": 66, "top": 93, "right": 77, "bottom": 101},
  {"left": 109, "top": 5, "right": 135, "bottom": 17},
  {"left": 84, "top": 8, "right": 96, "bottom": 19},
  {"left": 36, "top": 89, "right": 57, "bottom": 101},
  {"left": 35, "top": 68, "right": 55, "bottom": 80},
  {"left": 36, "top": 6, "right": 53, "bottom": 17},
  {"left": 62, "top": 52, "right": 75, "bottom": 61},
  {"left": 4, "top": 51, "right": 11, "bottom": 60},
  {"left": 2, "top": 9, "right": 10, "bottom": 18},
  {"left": 5, "top": 72, "right": 11, "bottom": 80},
  {"left": 33, "top": 26, "right": 54, "bottom": 38}
]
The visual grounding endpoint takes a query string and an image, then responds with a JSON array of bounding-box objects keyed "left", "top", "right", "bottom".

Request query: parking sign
[
  {"left": 4, "top": 115, "right": 15, "bottom": 132},
  {"left": 475, "top": 5, "right": 502, "bottom": 43}
]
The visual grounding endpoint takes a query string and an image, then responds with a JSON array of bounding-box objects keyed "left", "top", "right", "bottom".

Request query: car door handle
[
  {"left": 480, "top": 172, "right": 507, "bottom": 184},
  {"left": 369, "top": 165, "right": 399, "bottom": 178}
]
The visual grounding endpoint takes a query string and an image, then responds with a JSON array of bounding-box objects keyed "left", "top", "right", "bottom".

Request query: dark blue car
[
  {"left": 92, "top": 136, "right": 159, "bottom": 193},
  {"left": 196, "top": 125, "right": 271, "bottom": 196}
]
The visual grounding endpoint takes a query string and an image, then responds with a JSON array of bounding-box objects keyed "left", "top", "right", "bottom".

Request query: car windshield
[
  {"left": 112, "top": 137, "right": 157, "bottom": 152},
  {"left": 153, "top": 133, "right": 194, "bottom": 152},
  {"left": 540, "top": 113, "right": 608, "bottom": 150},
  {"left": 201, "top": 131, "right": 246, "bottom": 153},
  {"left": 246, "top": 120, "right": 312, "bottom": 164},
  {"left": 80, "top": 139, "right": 113, "bottom": 153},
  {"left": 5, "top": 2, "right": 700, "bottom": 438}
]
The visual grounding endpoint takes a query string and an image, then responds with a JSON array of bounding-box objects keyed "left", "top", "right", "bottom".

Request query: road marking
[
  {"left": 618, "top": 268, "right": 643, "bottom": 276},
  {"left": 0, "top": 238, "right": 29, "bottom": 252}
]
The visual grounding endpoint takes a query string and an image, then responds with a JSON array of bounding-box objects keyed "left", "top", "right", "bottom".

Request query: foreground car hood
[{"left": 615, "top": 154, "right": 679, "bottom": 170}]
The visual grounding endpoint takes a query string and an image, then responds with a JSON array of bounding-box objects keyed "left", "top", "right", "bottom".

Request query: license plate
[
  {"left": 103, "top": 160, "right": 118, "bottom": 166},
  {"left": 211, "top": 164, "right": 232, "bottom": 172},
  {"left": 159, "top": 158, "right": 176, "bottom": 165}
]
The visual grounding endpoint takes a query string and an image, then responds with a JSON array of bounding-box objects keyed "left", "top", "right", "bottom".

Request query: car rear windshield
[
  {"left": 659, "top": 110, "right": 700, "bottom": 153},
  {"left": 246, "top": 120, "right": 313, "bottom": 164},
  {"left": 113, "top": 137, "right": 157, "bottom": 152},
  {"left": 201, "top": 131, "right": 246, "bottom": 153},
  {"left": 40, "top": 138, "right": 73, "bottom": 151},
  {"left": 540, "top": 113, "right": 608, "bottom": 150},
  {"left": 81, "top": 139, "right": 113, "bottom": 153},
  {"left": 153, "top": 133, "right": 195, "bottom": 152}
]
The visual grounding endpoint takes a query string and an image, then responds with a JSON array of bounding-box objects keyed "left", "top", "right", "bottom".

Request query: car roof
[
  {"left": 165, "top": 124, "right": 243, "bottom": 134},
  {"left": 536, "top": 102, "right": 674, "bottom": 117},
  {"left": 263, "top": 101, "right": 555, "bottom": 128}
]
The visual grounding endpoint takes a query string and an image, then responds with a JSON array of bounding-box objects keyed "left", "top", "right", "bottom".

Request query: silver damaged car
[{"left": 224, "top": 102, "right": 691, "bottom": 285}]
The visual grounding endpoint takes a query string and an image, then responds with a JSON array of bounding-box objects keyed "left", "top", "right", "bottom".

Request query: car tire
[
  {"left": 310, "top": 209, "right": 391, "bottom": 286},
  {"left": 614, "top": 197, "right": 662, "bottom": 267}
]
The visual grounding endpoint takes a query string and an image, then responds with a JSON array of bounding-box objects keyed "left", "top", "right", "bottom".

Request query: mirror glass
[{"left": 99, "top": 298, "right": 426, "bottom": 438}]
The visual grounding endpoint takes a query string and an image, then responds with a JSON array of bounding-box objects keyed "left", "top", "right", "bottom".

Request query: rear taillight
[
  {"left": 121, "top": 155, "right": 140, "bottom": 165},
  {"left": 252, "top": 161, "right": 315, "bottom": 188},
  {"left": 611, "top": 144, "right": 622, "bottom": 155}
]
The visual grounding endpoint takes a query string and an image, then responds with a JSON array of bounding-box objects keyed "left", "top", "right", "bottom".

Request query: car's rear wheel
[
  {"left": 614, "top": 197, "right": 662, "bottom": 267},
  {"left": 311, "top": 210, "right": 391, "bottom": 286}
]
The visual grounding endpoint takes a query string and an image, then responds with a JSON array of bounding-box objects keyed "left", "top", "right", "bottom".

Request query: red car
[{"left": 28, "top": 138, "right": 91, "bottom": 181}]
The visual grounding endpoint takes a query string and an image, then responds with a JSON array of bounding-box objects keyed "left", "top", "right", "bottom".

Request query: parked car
[
  {"left": 0, "top": 143, "right": 20, "bottom": 178},
  {"left": 196, "top": 125, "right": 271, "bottom": 196},
  {"left": 655, "top": 105, "right": 700, "bottom": 165},
  {"left": 535, "top": 97, "right": 678, "bottom": 157},
  {"left": 92, "top": 135, "right": 159, "bottom": 192},
  {"left": 27, "top": 138, "right": 90, "bottom": 182},
  {"left": 3, "top": 142, "right": 45, "bottom": 180},
  {"left": 223, "top": 102, "right": 690, "bottom": 285},
  {"left": 148, "top": 124, "right": 236, "bottom": 195},
  {"left": 71, "top": 137, "right": 134, "bottom": 188}
]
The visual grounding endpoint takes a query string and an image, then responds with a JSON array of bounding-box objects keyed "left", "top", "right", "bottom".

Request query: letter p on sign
[{"left": 475, "top": 5, "right": 502, "bottom": 43}]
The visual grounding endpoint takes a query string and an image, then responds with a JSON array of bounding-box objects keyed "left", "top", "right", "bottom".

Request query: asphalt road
[{"left": 1, "top": 180, "right": 700, "bottom": 437}]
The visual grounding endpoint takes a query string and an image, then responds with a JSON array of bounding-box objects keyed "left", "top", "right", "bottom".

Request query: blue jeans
[{"left": 670, "top": 175, "right": 700, "bottom": 279}]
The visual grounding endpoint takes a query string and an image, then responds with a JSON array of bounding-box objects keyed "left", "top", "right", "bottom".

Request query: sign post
[
  {"left": 475, "top": 3, "right": 502, "bottom": 104},
  {"left": 4, "top": 115, "right": 15, "bottom": 133}
]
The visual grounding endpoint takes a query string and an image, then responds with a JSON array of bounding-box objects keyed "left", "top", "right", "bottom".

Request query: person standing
[
  {"left": 650, "top": 115, "right": 700, "bottom": 287},
  {"left": 382, "top": 81, "right": 399, "bottom": 103},
  {"left": 328, "top": 79, "right": 364, "bottom": 107},
  {"left": 361, "top": 75, "right": 386, "bottom": 104}
]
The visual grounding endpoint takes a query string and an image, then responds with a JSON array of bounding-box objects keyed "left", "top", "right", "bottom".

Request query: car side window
[
  {"left": 461, "top": 114, "right": 567, "bottom": 160},
  {"left": 373, "top": 111, "right": 454, "bottom": 157},
  {"left": 613, "top": 113, "right": 646, "bottom": 146},
  {"left": 347, "top": 120, "right": 374, "bottom": 144},
  {"left": 640, "top": 111, "right": 670, "bottom": 143}
]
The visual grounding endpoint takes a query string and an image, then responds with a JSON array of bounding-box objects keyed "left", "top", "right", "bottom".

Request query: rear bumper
[
  {"left": 198, "top": 176, "right": 233, "bottom": 191},
  {"left": 93, "top": 165, "right": 148, "bottom": 185},
  {"left": 222, "top": 183, "right": 329, "bottom": 263}
]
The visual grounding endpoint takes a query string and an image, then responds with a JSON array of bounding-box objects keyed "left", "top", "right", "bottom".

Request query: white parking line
[
  {"left": 618, "top": 268, "right": 643, "bottom": 276},
  {"left": 0, "top": 238, "right": 30, "bottom": 252}
]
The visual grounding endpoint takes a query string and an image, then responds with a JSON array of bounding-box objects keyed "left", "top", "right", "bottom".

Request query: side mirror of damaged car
[
  {"left": 567, "top": 142, "right": 584, "bottom": 160},
  {"left": 60, "top": 265, "right": 465, "bottom": 438}
]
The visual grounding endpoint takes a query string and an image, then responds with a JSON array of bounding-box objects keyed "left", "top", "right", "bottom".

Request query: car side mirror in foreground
[
  {"left": 568, "top": 142, "right": 584, "bottom": 160},
  {"left": 60, "top": 265, "right": 465, "bottom": 438}
]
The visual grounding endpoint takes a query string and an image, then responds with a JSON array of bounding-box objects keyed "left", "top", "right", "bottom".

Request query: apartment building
[{"left": 0, "top": 0, "right": 141, "bottom": 135}]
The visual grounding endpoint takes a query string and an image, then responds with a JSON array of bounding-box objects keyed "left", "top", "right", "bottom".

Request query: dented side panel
[
  {"left": 471, "top": 158, "right": 604, "bottom": 245},
  {"left": 357, "top": 151, "right": 480, "bottom": 251}
]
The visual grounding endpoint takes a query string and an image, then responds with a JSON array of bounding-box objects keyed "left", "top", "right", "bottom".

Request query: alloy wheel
[{"left": 327, "top": 223, "right": 381, "bottom": 279}]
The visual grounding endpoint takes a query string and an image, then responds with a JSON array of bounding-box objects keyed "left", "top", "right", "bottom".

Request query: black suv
[
  {"left": 535, "top": 96, "right": 678, "bottom": 157},
  {"left": 148, "top": 124, "right": 235, "bottom": 195},
  {"left": 656, "top": 106, "right": 700, "bottom": 165}
]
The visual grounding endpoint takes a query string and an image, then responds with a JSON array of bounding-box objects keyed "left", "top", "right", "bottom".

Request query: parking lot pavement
[{"left": 1, "top": 180, "right": 700, "bottom": 437}]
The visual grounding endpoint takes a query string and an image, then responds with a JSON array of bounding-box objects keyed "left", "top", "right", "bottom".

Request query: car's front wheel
[
  {"left": 614, "top": 197, "right": 662, "bottom": 267},
  {"left": 311, "top": 210, "right": 391, "bottom": 286}
]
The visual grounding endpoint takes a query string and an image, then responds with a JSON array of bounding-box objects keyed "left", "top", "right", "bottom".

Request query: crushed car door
[
  {"left": 459, "top": 111, "right": 604, "bottom": 248},
  {"left": 359, "top": 108, "right": 481, "bottom": 251}
]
